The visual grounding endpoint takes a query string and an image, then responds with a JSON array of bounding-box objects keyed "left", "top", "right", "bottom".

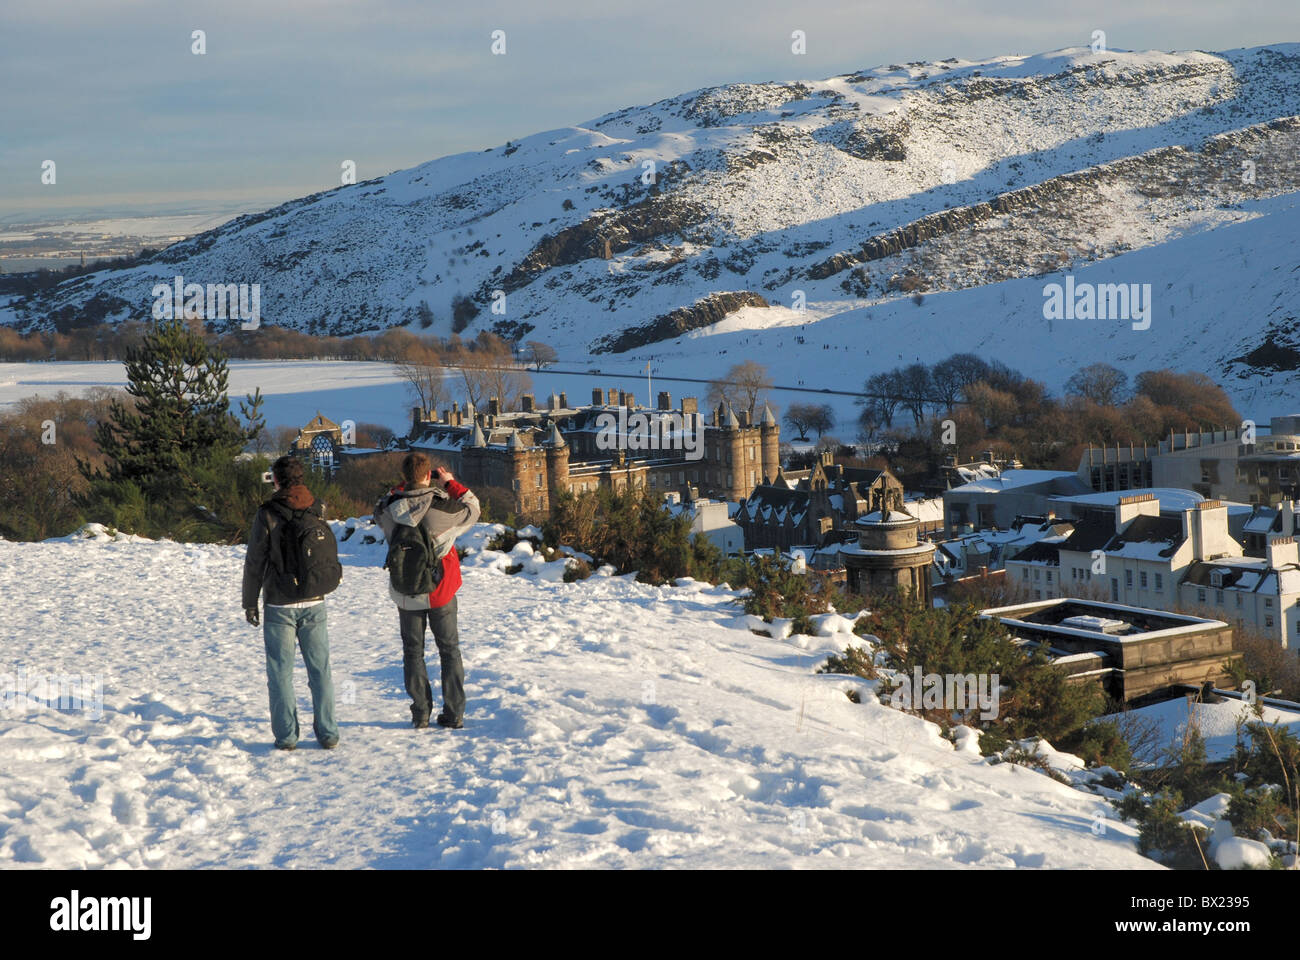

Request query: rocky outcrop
[
  {"left": 504, "top": 191, "right": 708, "bottom": 292},
  {"left": 809, "top": 115, "right": 1300, "bottom": 280},
  {"left": 591, "top": 291, "right": 769, "bottom": 354}
]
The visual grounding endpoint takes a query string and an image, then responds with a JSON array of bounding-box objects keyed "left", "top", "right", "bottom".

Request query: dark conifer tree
[{"left": 78, "top": 319, "right": 264, "bottom": 538}]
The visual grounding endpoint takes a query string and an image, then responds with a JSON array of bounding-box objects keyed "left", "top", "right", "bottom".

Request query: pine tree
[
  {"left": 88, "top": 318, "right": 257, "bottom": 482},
  {"left": 78, "top": 318, "right": 264, "bottom": 538}
]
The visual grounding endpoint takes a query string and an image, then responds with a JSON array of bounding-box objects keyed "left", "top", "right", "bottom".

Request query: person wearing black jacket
[{"left": 241, "top": 456, "right": 339, "bottom": 751}]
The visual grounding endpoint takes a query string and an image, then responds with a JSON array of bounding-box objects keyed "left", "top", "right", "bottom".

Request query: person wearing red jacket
[{"left": 375, "top": 452, "right": 481, "bottom": 729}]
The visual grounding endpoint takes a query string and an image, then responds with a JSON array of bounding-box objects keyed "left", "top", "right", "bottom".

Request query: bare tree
[
  {"left": 804, "top": 403, "right": 835, "bottom": 438},
  {"left": 394, "top": 344, "right": 447, "bottom": 414},
  {"left": 863, "top": 371, "right": 905, "bottom": 428},
  {"left": 708, "top": 360, "right": 772, "bottom": 418},
  {"left": 355, "top": 422, "right": 396, "bottom": 449},
  {"left": 1065, "top": 362, "right": 1129, "bottom": 407},
  {"left": 930, "top": 353, "right": 989, "bottom": 412},
  {"left": 898, "top": 363, "right": 933, "bottom": 425},
  {"left": 524, "top": 341, "right": 559, "bottom": 371},
  {"left": 784, "top": 403, "right": 819, "bottom": 441},
  {"left": 856, "top": 404, "right": 881, "bottom": 445},
  {"left": 457, "top": 341, "right": 533, "bottom": 411}
]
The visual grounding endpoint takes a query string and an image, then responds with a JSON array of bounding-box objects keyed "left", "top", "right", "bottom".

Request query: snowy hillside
[
  {"left": 0, "top": 524, "right": 1157, "bottom": 869},
  {"left": 3, "top": 45, "right": 1299, "bottom": 408}
]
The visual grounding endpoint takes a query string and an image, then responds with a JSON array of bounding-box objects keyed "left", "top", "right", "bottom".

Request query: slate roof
[
  {"left": 1012, "top": 539, "right": 1064, "bottom": 565},
  {"left": 1106, "top": 515, "right": 1184, "bottom": 559},
  {"left": 1060, "top": 517, "right": 1116, "bottom": 554},
  {"left": 1060, "top": 514, "right": 1184, "bottom": 559}
]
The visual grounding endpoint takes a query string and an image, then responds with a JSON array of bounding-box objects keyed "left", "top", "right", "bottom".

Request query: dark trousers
[{"left": 399, "top": 595, "right": 464, "bottom": 721}]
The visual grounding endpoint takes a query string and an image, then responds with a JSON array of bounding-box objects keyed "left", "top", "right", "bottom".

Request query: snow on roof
[
  {"left": 1104, "top": 540, "right": 1180, "bottom": 560},
  {"left": 1060, "top": 615, "right": 1126, "bottom": 633},
  {"left": 1244, "top": 511, "right": 1277, "bottom": 534},
  {"left": 948, "top": 469, "right": 1075, "bottom": 493},
  {"left": 903, "top": 498, "right": 944, "bottom": 523},
  {"left": 1049, "top": 488, "right": 1205, "bottom": 512},
  {"left": 856, "top": 510, "right": 914, "bottom": 524},
  {"left": 955, "top": 464, "right": 1000, "bottom": 483},
  {"left": 840, "top": 542, "right": 937, "bottom": 558}
]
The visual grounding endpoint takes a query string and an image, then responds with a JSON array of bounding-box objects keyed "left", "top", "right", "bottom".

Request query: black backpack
[
  {"left": 267, "top": 502, "right": 342, "bottom": 600},
  {"left": 384, "top": 520, "right": 443, "bottom": 595}
]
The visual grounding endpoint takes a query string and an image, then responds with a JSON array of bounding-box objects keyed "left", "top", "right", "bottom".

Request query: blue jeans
[
  {"left": 398, "top": 596, "right": 464, "bottom": 722},
  {"left": 263, "top": 603, "right": 338, "bottom": 747}
]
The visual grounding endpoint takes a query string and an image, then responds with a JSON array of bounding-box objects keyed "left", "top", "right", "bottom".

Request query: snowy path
[{"left": 0, "top": 529, "right": 1157, "bottom": 869}]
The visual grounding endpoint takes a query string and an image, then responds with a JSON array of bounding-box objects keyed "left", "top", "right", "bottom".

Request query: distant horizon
[{"left": 2, "top": 0, "right": 1297, "bottom": 221}]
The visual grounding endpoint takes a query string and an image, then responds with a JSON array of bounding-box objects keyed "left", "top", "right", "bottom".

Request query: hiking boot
[
  {"left": 320, "top": 739, "right": 339, "bottom": 750},
  {"left": 436, "top": 712, "right": 464, "bottom": 729},
  {"left": 274, "top": 741, "right": 297, "bottom": 751},
  {"left": 412, "top": 714, "right": 430, "bottom": 729}
]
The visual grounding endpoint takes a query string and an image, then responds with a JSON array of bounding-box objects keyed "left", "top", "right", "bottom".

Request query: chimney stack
[
  {"left": 1116, "top": 492, "right": 1158, "bottom": 533},
  {"left": 488, "top": 397, "right": 500, "bottom": 416},
  {"left": 593, "top": 387, "right": 605, "bottom": 406},
  {"left": 520, "top": 394, "right": 535, "bottom": 413},
  {"left": 658, "top": 391, "right": 672, "bottom": 411},
  {"left": 559, "top": 392, "right": 569, "bottom": 409},
  {"left": 1267, "top": 535, "right": 1300, "bottom": 569}
]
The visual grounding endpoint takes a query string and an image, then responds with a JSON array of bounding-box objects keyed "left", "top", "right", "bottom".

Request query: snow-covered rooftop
[{"left": 948, "top": 469, "right": 1076, "bottom": 493}]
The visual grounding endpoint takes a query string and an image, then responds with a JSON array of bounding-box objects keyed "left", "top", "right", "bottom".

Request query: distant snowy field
[
  {"left": 0, "top": 360, "right": 871, "bottom": 439},
  {"left": 0, "top": 524, "right": 1158, "bottom": 869},
  {"left": 0, "top": 361, "right": 415, "bottom": 435}
]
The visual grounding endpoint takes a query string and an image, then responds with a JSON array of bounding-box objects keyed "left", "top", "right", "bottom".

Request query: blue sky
[{"left": 1, "top": 0, "right": 1295, "bottom": 220}]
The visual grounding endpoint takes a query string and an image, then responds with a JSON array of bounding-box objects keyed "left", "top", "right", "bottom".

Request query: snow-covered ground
[
  {"left": 0, "top": 524, "right": 1158, "bottom": 869},
  {"left": 0, "top": 361, "right": 416, "bottom": 436},
  {"left": 1107, "top": 694, "right": 1300, "bottom": 764}
]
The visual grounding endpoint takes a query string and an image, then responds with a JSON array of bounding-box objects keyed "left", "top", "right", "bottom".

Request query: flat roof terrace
[{"left": 980, "top": 598, "right": 1239, "bottom": 703}]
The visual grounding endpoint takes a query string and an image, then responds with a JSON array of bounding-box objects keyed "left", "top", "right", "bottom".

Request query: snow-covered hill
[
  {"left": 4, "top": 44, "right": 1299, "bottom": 408},
  {"left": 0, "top": 524, "right": 1157, "bottom": 869}
]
